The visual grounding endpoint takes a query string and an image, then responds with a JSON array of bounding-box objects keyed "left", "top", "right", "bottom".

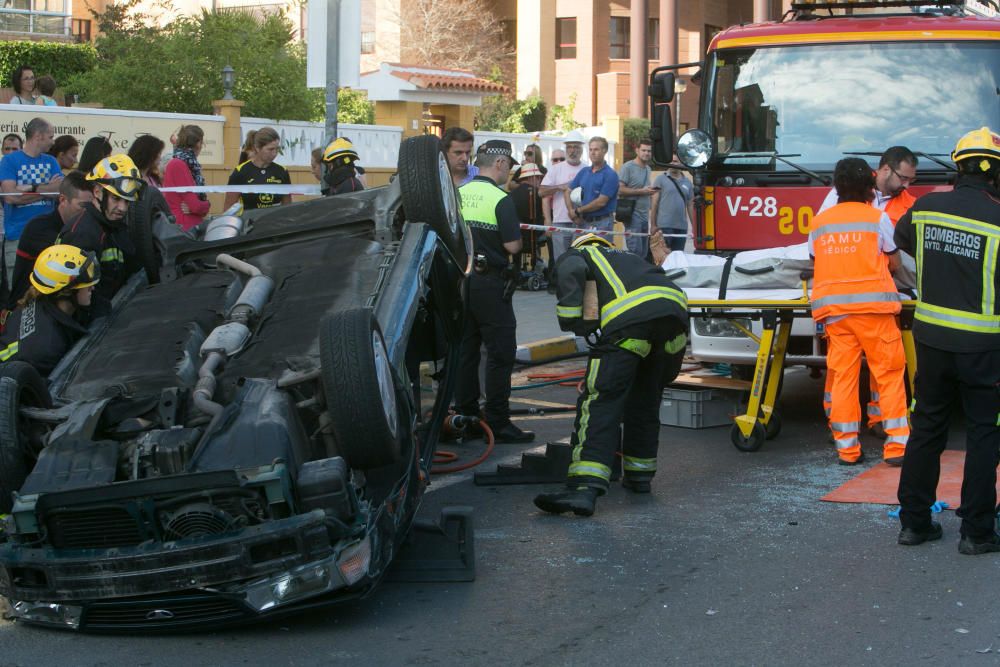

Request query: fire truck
[{"left": 648, "top": 0, "right": 1000, "bottom": 367}]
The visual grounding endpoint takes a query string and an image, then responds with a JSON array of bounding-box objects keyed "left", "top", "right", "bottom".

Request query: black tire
[
  {"left": 128, "top": 186, "right": 171, "bottom": 284},
  {"left": 528, "top": 275, "right": 542, "bottom": 291},
  {"left": 763, "top": 412, "right": 782, "bottom": 440},
  {"left": 730, "top": 421, "right": 766, "bottom": 453},
  {"left": 319, "top": 308, "right": 402, "bottom": 470},
  {"left": 397, "top": 135, "right": 470, "bottom": 271},
  {"left": 0, "top": 362, "right": 52, "bottom": 513}
]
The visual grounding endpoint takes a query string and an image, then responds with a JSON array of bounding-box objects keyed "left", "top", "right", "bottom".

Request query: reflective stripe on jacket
[{"left": 810, "top": 202, "right": 901, "bottom": 322}]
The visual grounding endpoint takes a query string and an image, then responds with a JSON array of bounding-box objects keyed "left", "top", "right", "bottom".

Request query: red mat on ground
[{"left": 821, "top": 450, "right": 1000, "bottom": 507}]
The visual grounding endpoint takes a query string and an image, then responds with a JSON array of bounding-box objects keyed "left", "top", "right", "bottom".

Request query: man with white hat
[{"left": 539, "top": 130, "right": 588, "bottom": 264}]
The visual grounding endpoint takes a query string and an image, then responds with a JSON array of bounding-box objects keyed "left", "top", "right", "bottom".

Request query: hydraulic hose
[{"left": 431, "top": 417, "right": 496, "bottom": 475}]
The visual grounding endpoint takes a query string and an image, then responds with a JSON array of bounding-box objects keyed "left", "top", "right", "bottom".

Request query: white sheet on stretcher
[
  {"left": 662, "top": 242, "right": 918, "bottom": 292},
  {"left": 683, "top": 287, "right": 808, "bottom": 303}
]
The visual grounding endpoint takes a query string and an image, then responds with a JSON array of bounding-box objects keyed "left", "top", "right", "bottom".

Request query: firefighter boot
[{"left": 533, "top": 486, "right": 599, "bottom": 517}]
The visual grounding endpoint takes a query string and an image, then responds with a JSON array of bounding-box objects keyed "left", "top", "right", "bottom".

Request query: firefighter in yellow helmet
[
  {"left": 896, "top": 127, "right": 1000, "bottom": 554},
  {"left": 57, "top": 154, "right": 143, "bottom": 315},
  {"left": 534, "top": 232, "right": 689, "bottom": 516},
  {"left": 320, "top": 137, "right": 365, "bottom": 196},
  {"left": 0, "top": 245, "right": 99, "bottom": 376}
]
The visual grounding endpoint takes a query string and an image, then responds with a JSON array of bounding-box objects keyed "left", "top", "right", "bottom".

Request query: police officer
[
  {"left": 0, "top": 244, "right": 99, "bottom": 376},
  {"left": 454, "top": 139, "right": 534, "bottom": 443},
  {"left": 895, "top": 127, "right": 1000, "bottom": 554},
  {"left": 58, "top": 154, "right": 143, "bottom": 316},
  {"left": 534, "top": 233, "right": 689, "bottom": 516}
]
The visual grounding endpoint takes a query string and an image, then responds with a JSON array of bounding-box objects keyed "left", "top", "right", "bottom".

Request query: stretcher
[{"left": 684, "top": 283, "right": 917, "bottom": 453}]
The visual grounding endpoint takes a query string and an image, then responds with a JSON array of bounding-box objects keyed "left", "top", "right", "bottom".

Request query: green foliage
[
  {"left": 623, "top": 117, "right": 652, "bottom": 162},
  {"left": 66, "top": 8, "right": 317, "bottom": 120},
  {"left": 549, "top": 93, "right": 584, "bottom": 131},
  {"left": 306, "top": 88, "right": 375, "bottom": 125},
  {"left": 0, "top": 42, "right": 97, "bottom": 89},
  {"left": 475, "top": 94, "right": 547, "bottom": 133}
]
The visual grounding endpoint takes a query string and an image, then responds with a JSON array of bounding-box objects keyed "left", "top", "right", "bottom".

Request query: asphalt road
[{"left": 2, "top": 294, "right": 996, "bottom": 666}]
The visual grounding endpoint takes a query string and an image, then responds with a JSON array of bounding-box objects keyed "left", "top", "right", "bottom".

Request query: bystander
[
  {"left": 224, "top": 127, "right": 291, "bottom": 212},
  {"left": 538, "top": 131, "right": 587, "bottom": 264},
  {"left": 651, "top": 161, "right": 694, "bottom": 251},
  {"left": 48, "top": 135, "right": 79, "bottom": 172},
  {"left": 618, "top": 139, "right": 656, "bottom": 258},
  {"left": 442, "top": 127, "right": 477, "bottom": 188},
  {"left": 565, "top": 137, "right": 619, "bottom": 237}
]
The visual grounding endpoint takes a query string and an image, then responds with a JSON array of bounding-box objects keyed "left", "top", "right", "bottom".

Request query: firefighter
[
  {"left": 895, "top": 127, "right": 1000, "bottom": 554},
  {"left": 58, "top": 154, "right": 143, "bottom": 316},
  {"left": 321, "top": 138, "right": 364, "bottom": 196},
  {"left": 0, "top": 244, "right": 99, "bottom": 376},
  {"left": 808, "top": 158, "right": 908, "bottom": 466},
  {"left": 454, "top": 139, "right": 534, "bottom": 444},
  {"left": 534, "top": 233, "right": 689, "bottom": 516}
]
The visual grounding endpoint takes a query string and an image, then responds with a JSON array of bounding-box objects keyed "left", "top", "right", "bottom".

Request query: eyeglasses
[
  {"left": 889, "top": 164, "right": 916, "bottom": 186},
  {"left": 551, "top": 157, "right": 565, "bottom": 163}
]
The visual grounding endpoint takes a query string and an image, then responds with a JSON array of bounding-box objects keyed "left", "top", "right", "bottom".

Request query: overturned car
[{"left": 0, "top": 136, "right": 472, "bottom": 631}]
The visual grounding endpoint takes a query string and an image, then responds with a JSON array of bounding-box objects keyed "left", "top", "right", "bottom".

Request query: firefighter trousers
[
  {"left": 825, "top": 314, "right": 909, "bottom": 463},
  {"left": 898, "top": 344, "right": 1000, "bottom": 539},
  {"left": 567, "top": 318, "right": 686, "bottom": 492}
]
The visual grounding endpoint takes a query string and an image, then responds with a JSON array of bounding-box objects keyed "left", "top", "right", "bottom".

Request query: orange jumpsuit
[{"left": 810, "top": 202, "right": 909, "bottom": 464}]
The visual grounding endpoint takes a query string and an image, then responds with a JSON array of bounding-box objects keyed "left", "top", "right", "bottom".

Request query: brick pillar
[
  {"left": 374, "top": 101, "right": 425, "bottom": 138},
  {"left": 754, "top": 0, "right": 769, "bottom": 22},
  {"left": 629, "top": 0, "right": 648, "bottom": 119},
  {"left": 659, "top": 0, "right": 677, "bottom": 68},
  {"left": 602, "top": 115, "right": 626, "bottom": 171},
  {"left": 212, "top": 98, "right": 245, "bottom": 170}
]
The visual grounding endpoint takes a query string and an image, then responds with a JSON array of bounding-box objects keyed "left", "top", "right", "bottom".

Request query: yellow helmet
[
  {"left": 87, "top": 154, "right": 144, "bottom": 201},
  {"left": 30, "top": 245, "right": 100, "bottom": 295},
  {"left": 571, "top": 233, "right": 614, "bottom": 250},
  {"left": 951, "top": 127, "right": 1000, "bottom": 172},
  {"left": 322, "top": 138, "right": 359, "bottom": 167}
]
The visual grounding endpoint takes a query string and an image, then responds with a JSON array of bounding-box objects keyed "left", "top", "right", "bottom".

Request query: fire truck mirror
[
  {"left": 650, "top": 102, "right": 674, "bottom": 167},
  {"left": 648, "top": 70, "right": 676, "bottom": 105}
]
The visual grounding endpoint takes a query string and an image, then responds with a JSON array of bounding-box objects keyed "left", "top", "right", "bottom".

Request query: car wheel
[
  {"left": 128, "top": 186, "right": 170, "bottom": 284},
  {"left": 319, "top": 308, "right": 402, "bottom": 470},
  {"left": 0, "top": 362, "right": 52, "bottom": 513},
  {"left": 397, "top": 135, "right": 471, "bottom": 273}
]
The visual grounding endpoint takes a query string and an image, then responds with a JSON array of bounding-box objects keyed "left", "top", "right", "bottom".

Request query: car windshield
[{"left": 706, "top": 41, "right": 1000, "bottom": 170}]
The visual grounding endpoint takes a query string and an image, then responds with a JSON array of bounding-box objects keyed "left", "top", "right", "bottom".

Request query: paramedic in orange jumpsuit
[
  {"left": 808, "top": 157, "right": 909, "bottom": 466},
  {"left": 818, "top": 146, "right": 918, "bottom": 437}
]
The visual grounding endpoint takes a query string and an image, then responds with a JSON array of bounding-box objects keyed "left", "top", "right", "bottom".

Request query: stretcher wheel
[
  {"left": 528, "top": 275, "right": 542, "bottom": 291},
  {"left": 764, "top": 413, "right": 782, "bottom": 440},
  {"left": 730, "top": 422, "right": 766, "bottom": 452}
]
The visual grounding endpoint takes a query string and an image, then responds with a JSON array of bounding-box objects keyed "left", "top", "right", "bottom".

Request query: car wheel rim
[
  {"left": 437, "top": 153, "right": 459, "bottom": 235},
  {"left": 372, "top": 331, "right": 398, "bottom": 439}
]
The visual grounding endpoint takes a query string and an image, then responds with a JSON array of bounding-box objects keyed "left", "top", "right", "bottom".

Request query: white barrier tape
[
  {"left": 518, "top": 222, "right": 687, "bottom": 238},
  {"left": 159, "top": 184, "right": 323, "bottom": 195},
  {"left": 0, "top": 191, "right": 58, "bottom": 197}
]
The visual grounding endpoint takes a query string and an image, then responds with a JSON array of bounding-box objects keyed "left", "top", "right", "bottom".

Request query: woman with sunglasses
[
  {"left": 0, "top": 244, "right": 98, "bottom": 377},
  {"left": 508, "top": 143, "right": 547, "bottom": 190}
]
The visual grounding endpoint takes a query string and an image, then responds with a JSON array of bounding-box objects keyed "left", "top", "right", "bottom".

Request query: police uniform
[
  {"left": 537, "top": 240, "right": 688, "bottom": 510},
  {"left": 895, "top": 168, "right": 1000, "bottom": 549},
  {"left": 0, "top": 299, "right": 87, "bottom": 376},
  {"left": 58, "top": 202, "right": 138, "bottom": 316},
  {"left": 454, "top": 173, "right": 525, "bottom": 436}
]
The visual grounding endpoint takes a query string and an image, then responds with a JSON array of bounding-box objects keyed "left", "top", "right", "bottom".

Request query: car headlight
[
  {"left": 693, "top": 317, "right": 752, "bottom": 338},
  {"left": 9, "top": 601, "right": 82, "bottom": 629}
]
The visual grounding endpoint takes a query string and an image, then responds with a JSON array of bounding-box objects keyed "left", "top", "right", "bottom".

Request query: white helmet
[
  {"left": 563, "top": 130, "right": 586, "bottom": 145},
  {"left": 570, "top": 187, "right": 583, "bottom": 206}
]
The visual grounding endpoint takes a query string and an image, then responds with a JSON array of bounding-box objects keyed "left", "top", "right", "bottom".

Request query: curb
[{"left": 515, "top": 335, "right": 588, "bottom": 364}]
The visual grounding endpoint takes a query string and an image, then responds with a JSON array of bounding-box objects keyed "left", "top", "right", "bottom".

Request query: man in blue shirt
[
  {"left": 564, "top": 136, "right": 619, "bottom": 237},
  {"left": 0, "top": 117, "right": 62, "bottom": 280}
]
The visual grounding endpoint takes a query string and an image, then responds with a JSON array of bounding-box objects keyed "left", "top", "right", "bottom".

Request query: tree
[
  {"left": 397, "top": 0, "right": 513, "bottom": 79},
  {"left": 475, "top": 95, "right": 546, "bottom": 133},
  {"left": 66, "top": 8, "right": 316, "bottom": 120}
]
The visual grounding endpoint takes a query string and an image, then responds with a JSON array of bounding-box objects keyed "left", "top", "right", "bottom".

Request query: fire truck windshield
[{"left": 708, "top": 41, "right": 1000, "bottom": 171}]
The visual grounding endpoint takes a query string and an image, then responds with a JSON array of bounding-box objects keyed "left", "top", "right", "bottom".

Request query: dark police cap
[{"left": 478, "top": 139, "right": 519, "bottom": 165}]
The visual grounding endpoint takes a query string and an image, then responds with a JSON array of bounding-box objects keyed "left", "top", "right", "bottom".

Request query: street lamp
[
  {"left": 674, "top": 79, "right": 688, "bottom": 140},
  {"left": 222, "top": 65, "right": 235, "bottom": 100}
]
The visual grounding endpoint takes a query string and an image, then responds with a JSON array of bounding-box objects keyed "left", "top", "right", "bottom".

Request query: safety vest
[
  {"left": 459, "top": 178, "right": 505, "bottom": 231},
  {"left": 810, "top": 202, "right": 901, "bottom": 322},
  {"left": 912, "top": 210, "right": 1000, "bottom": 337},
  {"left": 884, "top": 189, "right": 916, "bottom": 226},
  {"left": 559, "top": 245, "right": 688, "bottom": 336}
]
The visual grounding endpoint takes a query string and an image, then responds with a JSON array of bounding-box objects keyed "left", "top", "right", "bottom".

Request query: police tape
[
  {"left": 517, "top": 222, "right": 687, "bottom": 238},
  {"left": 0, "top": 184, "right": 323, "bottom": 197}
]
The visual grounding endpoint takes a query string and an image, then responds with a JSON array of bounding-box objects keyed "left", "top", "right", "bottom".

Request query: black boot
[
  {"left": 622, "top": 477, "right": 652, "bottom": 494},
  {"left": 534, "top": 486, "right": 599, "bottom": 516}
]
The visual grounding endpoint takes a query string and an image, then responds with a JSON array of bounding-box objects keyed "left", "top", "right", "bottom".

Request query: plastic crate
[{"left": 659, "top": 387, "right": 740, "bottom": 429}]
